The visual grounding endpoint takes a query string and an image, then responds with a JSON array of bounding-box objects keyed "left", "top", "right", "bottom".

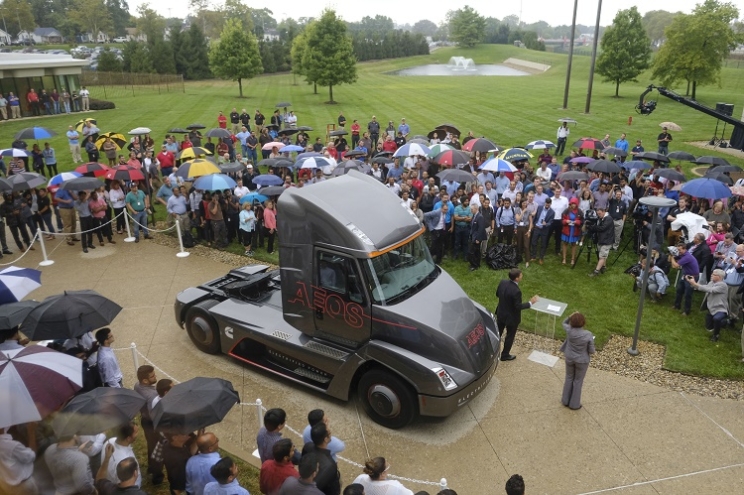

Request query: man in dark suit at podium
[{"left": 495, "top": 268, "right": 539, "bottom": 361}]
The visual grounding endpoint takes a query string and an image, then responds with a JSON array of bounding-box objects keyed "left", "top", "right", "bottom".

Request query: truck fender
[{"left": 175, "top": 287, "right": 214, "bottom": 328}]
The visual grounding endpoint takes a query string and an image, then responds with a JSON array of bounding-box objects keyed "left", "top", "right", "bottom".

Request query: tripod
[
  {"left": 709, "top": 120, "right": 730, "bottom": 148},
  {"left": 571, "top": 230, "right": 599, "bottom": 268},
  {"left": 611, "top": 224, "right": 644, "bottom": 267}
]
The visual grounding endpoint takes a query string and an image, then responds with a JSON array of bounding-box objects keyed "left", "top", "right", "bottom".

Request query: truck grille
[{"left": 271, "top": 330, "right": 291, "bottom": 341}]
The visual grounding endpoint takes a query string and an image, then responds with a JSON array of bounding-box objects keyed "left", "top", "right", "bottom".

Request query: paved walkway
[{"left": 14, "top": 237, "right": 744, "bottom": 495}]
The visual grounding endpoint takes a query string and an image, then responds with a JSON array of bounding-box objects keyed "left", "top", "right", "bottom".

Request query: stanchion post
[
  {"left": 175, "top": 219, "right": 190, "bottom": 258},
  {"left": 440, "top": 479, "right": 448, "bottom": 490},
  {"left": 256, "top": 399, "right": 263, "bottom": 428},
  {"left": 37, "top": 232, "right": 54, "bottom": 266},
  {"left": 123, "top": 212, "right": 135, "bottom": 243},
  {"left": 130, "top": 342, "right": 139, "bottom": 370}
]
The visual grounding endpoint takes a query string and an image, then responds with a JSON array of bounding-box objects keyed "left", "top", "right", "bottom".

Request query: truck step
[
  {"left": 293, "top": 366, "right": 331, "bottom": 384},
  {"left": 304, "top": 341, "right": 350, "bottom": 360}
]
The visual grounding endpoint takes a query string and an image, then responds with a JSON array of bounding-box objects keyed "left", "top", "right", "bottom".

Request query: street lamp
[{"left": 628, "top": 195, "right": 677, "bottom": 355}]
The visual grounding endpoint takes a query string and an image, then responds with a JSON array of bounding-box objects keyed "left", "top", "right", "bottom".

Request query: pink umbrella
[
  {"left": 0, "top": 346, "right": 82, "bottom": 428},
  {"left": 262, "top": 142, "right": 285, "bottom": 151}
]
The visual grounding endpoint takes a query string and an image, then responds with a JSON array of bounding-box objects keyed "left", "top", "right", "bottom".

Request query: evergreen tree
[
  {"left": 259, "top": 42, "right": 277, "bottom": 73},
  {"left": 291, "top": 29, "right": 313, "bottom": 89},
  {"left": 187, "top": 24, "right": 212, "bottom": 79},
  {"left": 150, "top": 38, "right": 176, "bottom": 74},
  {"left": 97, "top": 47, "right": 123, "bottom": 72},
  {"left": 169, "top": 27, "right": 189, "bottom": 76},
  {"left": 596, "top": 7, "right": 652, "bottom": 97},
  {"left": 209, "top": 17, "right": 263, "bottom": 97}
]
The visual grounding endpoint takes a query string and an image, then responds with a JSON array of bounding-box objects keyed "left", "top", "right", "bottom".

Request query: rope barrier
[
  {"left": 126, "top": 211, "right": 178, "bottom": 234},
  {"left": 0, "top": 230, "right": 40, "bottom": 267},
  {"left": 37, "top": 211, "right": 125, "bottom": 237}
]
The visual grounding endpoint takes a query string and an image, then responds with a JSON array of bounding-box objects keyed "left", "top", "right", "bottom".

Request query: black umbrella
[
  {"left": 372, "top": 156, "right": 393, "bottom": 164},
  {"left": 273, "top": 158, "right": 294, "bottom": 168},
  {"left": 152, "top": 377, "right": 240, "bottom": 433},
  {"left": 260, "top": 186, "right": 286, "bottom": 196},
  {"left": 6, "top": 172, "right": 46, "bottom": 192},
  {"left": 586, "top": 160, "right": 621, "bottom": 174},
  {"left": 695, "top": 156, "right": 730, "bottom": 167},
  {"left": 219, "top": 162, "right": 244, "bottom": 174},
  {"left": 0, "top": 300, "right": 39, "bottom": 329},
  {"left": 344, "top": 150, "right": 367, "bottom": 158},
  {"left": 428, "top": 129, "right": 447, "bottom": 141},
  {"left": 707, "top": 164, "right": 743, "bottom": 174},
  {"left": 276, "top": 102, "right": 292, "bottom": 108},
  {"left": 602, "top": 147, "right": 627, "bottom": 157},
  {"left": 297, "top": 152, "right": 322, "bottom": 160},
  {"left": 58, "top": 176, "right": 104, "bottom": 191},
  {"left": 635, "top": 151, "right": 670, "bottom": 163},
  {"left": 168, "top": 128, "right": 190, "bottom": 134},
  {"left": 557, "top": 171, "right": 590, "bottom": 182},
  {"left": 205, "top": 128, "right": 232, "bottom": 139},
  {"left": 329, "top": 129, "right": 348, "bottom": 137},
  {"left": 436, "top": 123, "right": 460, "bottom": 136},
  {"left": 653, "top": 169, "right": 686, "bottom": 182},
  {"left": 296, "top": 126, "right": 314, "bottom": 131},
  {"left": 258, "top": 158, "right": 278, "bottom": 167},
  {"left": 667, "top": 151, "right": 697, "bottom": 162},
  {"left": 187, "top": 123, "right": 206, "bottom": 130},
  {"left": 20, "top": 290, "right": 123, "bottom": 341},
  {"left": 278, "top": 129, "right": 299, "bottom": 137},
  {"left": 0, "top": 178, "right": 12, "bottom": 193},
  {"left": 437, "top": 169, "right": 476, "bottom": 183},
  {"left": 52, "top": 388, "right": 146, "bottom": 436},
  {"left": 708, "top": 173, "right": 733, "bottom": 185}
]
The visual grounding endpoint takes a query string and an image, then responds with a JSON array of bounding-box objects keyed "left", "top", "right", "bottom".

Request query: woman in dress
[
  {"left": 561, "top": 197, "right": 583, "bottom": 265},
  {"left": 353, "top": 457, "right": 413, "bottom": 495},
  {"left": 560, "top": 312, "right": 595, "bottom": 410}
]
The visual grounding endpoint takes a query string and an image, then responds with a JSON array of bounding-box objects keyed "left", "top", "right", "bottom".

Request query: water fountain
[{"left": 447, "top": 56, "right": 477, "bottom": 71}]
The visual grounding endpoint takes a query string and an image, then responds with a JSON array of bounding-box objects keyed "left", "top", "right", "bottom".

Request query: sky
[{"left": 130, "top": 0, "right": 709, "bottom": 28}]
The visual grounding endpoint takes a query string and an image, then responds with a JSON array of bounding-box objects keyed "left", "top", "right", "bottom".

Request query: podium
[{"left": 527, "top": 297, "right": 567, "bottom": 367}]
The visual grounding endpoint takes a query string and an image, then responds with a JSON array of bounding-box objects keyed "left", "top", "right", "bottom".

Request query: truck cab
[{"left": 175, "top": 172, "right": 499, "bottom": 428}]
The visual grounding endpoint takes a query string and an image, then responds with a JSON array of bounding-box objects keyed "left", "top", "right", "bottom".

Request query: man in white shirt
[
  {"left": 385, "top": 177, "right": 401, "bottom": 196},
  {"left": 233, "top": 180, "right": 249, "bottom": 198},
  {"left": 400, "top": 190, "right": 414, "bottom": 210},
  {"left": 79, "top": 86, "right": 90, "bottom": 111},
  {"left": 0, "top": 430, "right": 37, "bottom": 494},
  {"left": 556, "top": 122, "right": 570, "bottom": 156},
  {"left": 535, "top": 162, "right": 552, "bottom": 181},
  {"left": 549, "top": 187, "right": 569, "bottom": 255},
  {"left": 403, "top": 155, "right": 416, "bottom": 170},
  {"left": 101, "top": 423, "right": 142, "bottom": 487},
  {"left": 95, "top": 328, "right": 122, "bottom": 388}
]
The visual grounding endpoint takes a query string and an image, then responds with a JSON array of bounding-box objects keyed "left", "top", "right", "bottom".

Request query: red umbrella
[
  {"left": 432, "top": 150, "right": 471, "bottom": 167},
  {"left": 572, "top": 137, "right": 605, "bottom": 151},
  {"left": 462, "top": 138, "right": 500, "bottom": 153},
  {"left": 104, "top": 165, "right": 145, "bottom": 182},
  {"left": 75, "top": 162, "right": 111, "bottom": 177}
]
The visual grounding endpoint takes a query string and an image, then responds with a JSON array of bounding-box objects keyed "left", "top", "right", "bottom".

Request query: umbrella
[
  {"left": 667, "top": 151, "right": 696, "bottom": 162},
  {"left": 278, "top": 129, "right": 299, "bottom": 137},
  {"left": 602, "top": 147, "right": 627, "bottom": 157},
  {"left": 680, "top": 178, "right": 732, "bottom": 200},
  {"left": 557, "top": 171, "right": 590, "bottom": 181},
  {"left": 298, "top": 157, "right": 332, "bottom": 169},
  {"left": 427, "top": 129, "right": 447, "bottom": 141},
  {"left": 480, "top": 158, "right": 517, "bottom": 173},
  {"left": 103, "top": 165, "right": 145, "bottom": 182},
  {"left": 271, "top": 158, "right": 295, "bottom": 169},
  {"left": 558, "top": 118, "right": 578, "bottom": 124},
  {"left": 694, "top": 156, "right": 730, "bottom": 167},
  {"left": 253, "top": 175, "right": 284, "bottom": 187},
  {"left": 128, "top": 127, "right": 151, "bottom": 135},
  {"left": 499, "top": 148, "right": 533, "bottom": 161},
  {"left": 48, "top": 172, "right": 82, "bottom": 187},
  {"left": 205, "top": 128, "right": 232, "bottom": 139},
  {"left": 187, "top": 123, "right": 206, "bottom": 130},
  {"left": 75, "top": 162, "right": 111, "bottom": 177},
  {"left": 296, "top": 126, "right": 314, "bottom": 131},
  {"left": 75, "top": 118, "right": 97, "bottom": 132},
  {"left": 219, "top": 162, "right": 244, "bottom": 174},
  {"left": 175, "top": 158, "right": 221, "bottom": 179},
  {"left": 239, "top": 192, "right": 268, "bottom": 204},
  {"left": 95, "top": 132, "right": 127, "bottom": 151},
  {"left": 259, "top": 186, "right": 287, "bottom": 196},
  {"left": 393, "top": 143, "right": 430, "bottom": 158},
  {"left": 58, "top": 176, "right": 103, "bottom": 191},
  {"left": 732, "top": 185, "right": 744, "bottom": 197},
  {"left": 53, "top": 388, "right": 146, "bottom": 437},
  {"left": 332, "top": 161, "right": 370, "bottom": 176},
  {"left": 0, "top": 148, "right": 29, "bottom": 158},
  {"left": 462, "top": 138, "right": 499, "bottom": 153},
  {"left": 660, "top": 122, "right": 682, "bottom": 131},
  {"left": 427, "top": 143, "right": 454, "bottom": 158},
  {"left": 372, "top": 156, "right": 393, "bottom": 165},
  {"left": 586, "top": 160, "right": 621, "bottom": 174},
  {"left": 21, "top": 290, "right": 123, "bottom": 341},
  {"left": 525, "top": 140, "right": 555, "bottom": 150},
  {"left": 707, "top": 165, "right": 742, "bottom": 174},
  {"left": 281, "top": 145, "right": 305, "bottom": 153},
  {"left": 0, "top": 179, "right": 10, "bottom": 193},
  {"left": 621, "top": 160, "right": 651, "bottom": 170},
  {"left": 0, "top": 346, "right": 82, "bottom": 429},
  {"left": 432, "top": 150, "right": 471, "bottom": 167},
  {"left": 0, "top": 300, "right": 39, "bottom": 329},
  {"left": 653, "top": 169, "right": 686, "bottom": 182},
  {"left": 569, "top": 156, "right": 594, "bottom": 165},
  {"left": 262, "top": 142, "right": 286, "bottom": 151},
  {"left": 276, "top": 102, "right": 292, "bottom": 108},
  {"left": 344, "top": 150, "right": 367, "bottom": 158},
  {"left": 168, "top": 127, "right": 190, "bottom": 134},
  {"left": 435, "top": 123, "right": 460, "bottom": 136},
  {"left": 6, "top": 172, "right": 46, "bottom": 192},
  {"left": 0, "top": 267, "right": 41, "bottom": 305},
  {"left": 152, "top": 377, "right": 240, "bottom": 433},
  {"left": 177, "top": 147, "right": 213, "bottom": 160},
  {"left": 437, "top": 169, "right": 476, "bottom": 183},
  {"left": 572, "top": 138, "right": 605, "bottom": 150},
  {"left": 14, "top": 127, "right": 57, "bottom": 140},
  {"left": 708, "top": 173, "right": 733, "bottom": 186},
  {"left": 329, "top": 129, "right": 348, "bottom": 137},
  {"left": 635, "top": 151, "right": 670, "bottom": 163},
  {"left": 193, "top": 174, "right": 237, "bottom": 191},
  {"left": 408, "top": 138, "right": 429, "bottom": 145}
]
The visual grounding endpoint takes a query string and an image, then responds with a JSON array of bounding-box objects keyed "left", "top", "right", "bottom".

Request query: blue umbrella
[
  {"left": 680, "top": 178, "right": 732, "bottom": 200},
  {"left": 252, "top": 175, "right": 283, "bottom": 187},
  {"left": 282, "top": 145, "right": 305, "bottom": 153},
  {"left": 0, "top": 266, "right": 42, "bottom": 305},
  {"left": 297, "top": 152, "right": 322, "bottom": 159},
  {"left": 239, "top": 192, "right": 268, "bottom": 204},
  {"left": 14, "top": 127, "right": 57, "bottom": 140},
  {"left": 0, "top": 148, "right": 29, "bottom": 158},
  {"left": 480, "top": 158, "right": 517, "bottom": 173},
  {"left": 48, "top": 172, "right": 83, "bottom": 187},
  {"left": 297, "top": 157, "right": 332, "bottom": 169},
  {"left": 621, "top": 160, "right": 651, "bottom": 170},
  {"left": 193, "top": 173, "right": 237, "bottom": 191}
]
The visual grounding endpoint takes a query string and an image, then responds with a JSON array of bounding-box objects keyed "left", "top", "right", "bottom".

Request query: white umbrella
[
  {"left": 670, "top": 212, "right": 708, "bottom": 241},
  {"left": 480, "top": 158, "right": 517, "bottom": 173},
  {"left": 393, "top": 142, "right": 431, "bottom": 158},
  {"left": 128, "top": 127, "right": 152, "bottom": 135},
  {"left": 0, "top": 148, "right": 29, "bottom": 158},
  {"left": 299, "top": 157, "right": 332, "bottom": 169}
]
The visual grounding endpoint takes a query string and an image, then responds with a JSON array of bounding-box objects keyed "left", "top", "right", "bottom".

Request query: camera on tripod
[{"left": 584, "top": 209, "right": 599, "bottom": 227}]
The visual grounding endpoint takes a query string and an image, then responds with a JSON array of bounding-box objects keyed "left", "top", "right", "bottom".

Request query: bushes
[{"left": 89, "top": 98, "right": 116, "bottom": 110}]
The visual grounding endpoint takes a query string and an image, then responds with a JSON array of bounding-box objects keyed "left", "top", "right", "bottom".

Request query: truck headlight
[{"left": 432, "top": 367, "right": 457, "bottom": 391}]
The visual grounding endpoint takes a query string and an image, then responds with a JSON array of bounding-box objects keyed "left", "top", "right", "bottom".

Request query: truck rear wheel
[
  {"left": 358, "top": 369, "right": 416, "bottom": 429},
  {"left": 185, "top": 303, "right": 221, "bottom": 354}
]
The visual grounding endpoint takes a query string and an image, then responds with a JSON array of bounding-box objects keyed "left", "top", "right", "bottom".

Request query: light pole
[
  {"left": 562, "top": 0, "right": 579, "bottom": 109},
  {"left": 628, "top": 196, "right": 677, "bottom": 355},
  {"left": 584, "top": 0, "right": 603, "bottom": 114}
]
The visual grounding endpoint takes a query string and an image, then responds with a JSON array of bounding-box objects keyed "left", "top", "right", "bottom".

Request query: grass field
[{"left": 3, "top": 44, "right": 744, "bottom": 379}]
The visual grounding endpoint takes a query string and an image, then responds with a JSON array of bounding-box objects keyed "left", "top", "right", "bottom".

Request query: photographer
[
  {"left": 671, "top": 243, "right": 700, "bottom": 316},
  {"left": 587, "top": 206, "right": 614, "bottom": 277},
  {"left": 688, "top": 232, "right": 712, "bottom": 283},
  {"left": 721, "top": 244, "right": 744, "bottom": 328},
  {"left": 636, "top": 258, "right": 670, "bottom": 302},
  {"left": 687, "top": 269, "right": 728, "bottom": 342}
]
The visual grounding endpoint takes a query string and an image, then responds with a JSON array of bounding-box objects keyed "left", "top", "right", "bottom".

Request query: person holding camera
[
  {"left": 636, "top": 258, "right": 670, "bottom": 302},
  {"left": 672, "top": 243, "right": 700, "bottom": 316},
  {"left": 587, "top": 206, "right": 615, "bottom": 277},
  {"left": 687, "top": 269, "right": 729, "bottom": 341},
  {"left": 720, "top": 244, "right": 744, "bottom": 327}
]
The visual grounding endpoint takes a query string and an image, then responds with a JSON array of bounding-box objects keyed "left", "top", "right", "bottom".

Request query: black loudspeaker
[{"left": 716, "top": 102, "right": 734, "bottom": 117}]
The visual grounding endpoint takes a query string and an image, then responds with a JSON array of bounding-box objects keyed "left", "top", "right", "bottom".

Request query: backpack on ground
[{"left": 181, "top": 231, "right": 196, "bottom": 248}]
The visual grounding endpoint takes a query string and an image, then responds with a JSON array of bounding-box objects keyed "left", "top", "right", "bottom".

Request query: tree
[
  {"left": 106, "top": 0, "right": 130, "bottom": 36},
  {"left": 69, "top": 0, "right": 113, "bottom": 39},
  {"left": 259, "top": 42, "right": 276, "bottom": 73},
  {"left": 136, "top": 3, "right": 166, "bottom": 42},
  {"left": 596, "top": 7, "right": 652, "bottom": 97},
  {"left": 169, "top": 26, "right": 189, "bottom": 76},
  {"left": 122, "top": 41, "right": 153, "bottom": 73},
  {"left": 249, "top": 7, "right": 276, "bottom": 38},
  {"left": 291, "top": 28, "right": 312, "bottom": 89},
  {"left": 97, "top": 47, "right": 122, "bottom": 72},
  {"left": 411, "top": 19, "right": 438, "bottom": 37},
  {"left": 186, "top": 24, "right": 211, "bottom": 79},
  {"left": 641, "top": 10, "right": 679, "bottom": 46},
  {"left": 447, "top": 6, "right": 486, "bottom": 47},
  {"left": 222, "top": 0, "right": 252, "bottom": 31},
  {"left": 302, "top": 9, "right": 357, "bottom": 103},
  {"left": 150, "top": 38, "right": 175, "bottom": 74},
  {"left": 0, "top": 0, "right": 38, "bottom": 37},
  {"left": 652, "top": 0, "right": 741, "bottom": 99},
  {"left": 209, "top": 17, "right": 263, "bottom": 97}
]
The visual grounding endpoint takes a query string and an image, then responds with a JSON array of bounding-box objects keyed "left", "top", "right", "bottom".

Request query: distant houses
[{"left": 0, "top": 28, "right": 11, "bottom": 45}]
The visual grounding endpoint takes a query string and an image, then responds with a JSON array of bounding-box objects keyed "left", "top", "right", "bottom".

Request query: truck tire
[
  {"left": 357, "top": 369, "right": 416, "bottom": 429},
  {"left": 185, "top": 302, "right": 221, "bottom": 355}
]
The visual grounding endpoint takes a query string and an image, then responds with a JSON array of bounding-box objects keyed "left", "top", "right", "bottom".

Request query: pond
[{"left": 391, "top": 64, "right": 529, "bottom": 77}]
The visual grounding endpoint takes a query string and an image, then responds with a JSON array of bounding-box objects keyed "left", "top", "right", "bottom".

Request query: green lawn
[{"left": 4, "top": 43, "right": 744, "bottom": 378}]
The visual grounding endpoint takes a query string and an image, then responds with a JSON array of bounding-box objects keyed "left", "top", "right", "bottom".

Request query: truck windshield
[{"left": 362, "top": 235, "right": 438, "bottom": 305}]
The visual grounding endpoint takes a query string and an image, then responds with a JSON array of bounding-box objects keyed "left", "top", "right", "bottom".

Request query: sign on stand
[{"left": 528, "top": 297, "right": 567, "bottom": 367}]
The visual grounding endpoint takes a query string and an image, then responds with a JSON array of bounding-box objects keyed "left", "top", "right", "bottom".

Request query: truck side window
[{"left": 318, "top": 252, "right": 364, "bottom": 304}]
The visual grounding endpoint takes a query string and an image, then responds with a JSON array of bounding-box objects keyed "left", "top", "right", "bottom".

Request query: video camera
[
  {"left": 583, "top": 208, "right": 599, "bottom": 227},
  {"left": 636, "top": 100, "right": 657, "bottom": 115}
]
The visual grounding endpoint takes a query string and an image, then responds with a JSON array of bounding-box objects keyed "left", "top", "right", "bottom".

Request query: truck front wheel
[
  {"left": 185, "top": 303, "right": 221, "bottom": 354},
  {"left": 358, "top": 369, "right": 416, "bottom": 429}
]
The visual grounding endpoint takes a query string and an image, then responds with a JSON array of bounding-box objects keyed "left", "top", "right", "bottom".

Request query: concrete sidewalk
[{"left": 15, "top": 237, "right": 744, "bottom": 495}]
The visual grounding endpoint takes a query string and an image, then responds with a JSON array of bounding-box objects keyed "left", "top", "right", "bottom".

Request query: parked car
[{"left": 112, "top": 36, "right": 127, "bottom": 43}]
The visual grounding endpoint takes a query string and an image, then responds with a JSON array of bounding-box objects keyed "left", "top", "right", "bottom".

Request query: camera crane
[{"left": 636, "top": 85, "right": 744, "bottom": 150}]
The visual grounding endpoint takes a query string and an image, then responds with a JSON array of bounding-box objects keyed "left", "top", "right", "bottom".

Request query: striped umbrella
[
  {"left": 432, "top": 150, "right": 471, "bottom": 167},
  {"left": 175, "top": 158, "right": 221, "bottom": 179},
  {"left": 0, "top": 148, "right": 29, "bottom": 158},
  {"left": 95, "top": 132, "right": 127, "bottom": 151},
  {"left": 74, "top": 118, "right": 97, "bottom": 133},
  {"left": 427, "top": 143, "right": 454, "bottom": 159},
  {"left": 298, "top": 157, "right": 333, "bottom": 169},
  {"left": 48, "top": 172, "right": 83, "bottom": 187},
  {"left": 480, "top": 158, "right": 517, "bottom": 173},
  {"left": 525, "top": 140, "right": 555, "bottom": 150},
  {"left": 572, "top": 138, "right": 605, "bottom": 151},
  {"left": 176, "top": 147, "right": 213, "bottom": 160},
  {"left": 75, "top": 162, "right": 111, "bottom": 177},
  {"left": 0, "top": 266, "right": 41, "bottom": 305},
  {"left": 103, "top": 165, "right": 145, "bottom": 182},
  {"left": 14, "top": 127, "right": 57, "bottom": 140},
  {"left": 462, "top": 138, "right": 500, "bottom": 153},
  {"left": 393, "top": 142, "right": 430, "bottom": 158}
]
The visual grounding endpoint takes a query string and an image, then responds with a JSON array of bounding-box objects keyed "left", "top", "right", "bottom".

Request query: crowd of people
[{"left": 0, "top": 87, "right": 91, "bottom": 120}]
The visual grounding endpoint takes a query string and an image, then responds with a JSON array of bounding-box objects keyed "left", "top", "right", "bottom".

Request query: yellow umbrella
[
  {"left": 177, "top": 147, "right": 213, "bottom": 160},
  {"left": 174, "top": 158, "right": 220, "bottom": 179},
  {"left": 75, "top": 118, "right": 97, "bottom": 133},
  {"left": 95, "top": 132, "right": 127, "bottom": 151}
]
